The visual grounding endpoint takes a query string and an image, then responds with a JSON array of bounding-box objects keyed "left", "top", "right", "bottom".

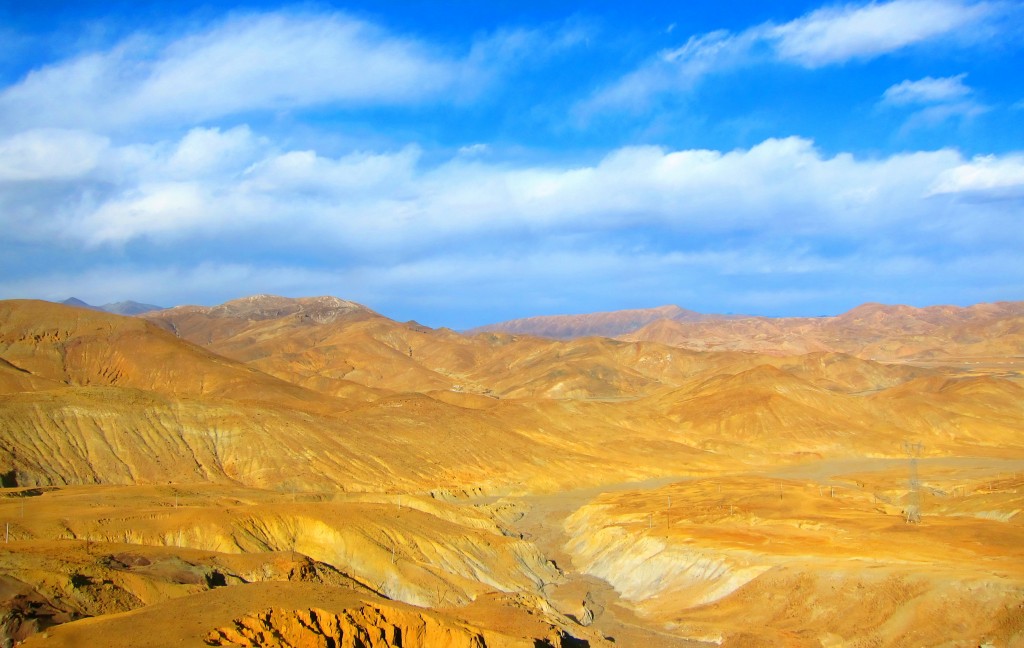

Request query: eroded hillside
[{"left": 2, "top": 296, "right": 1022, "bottom": 646}]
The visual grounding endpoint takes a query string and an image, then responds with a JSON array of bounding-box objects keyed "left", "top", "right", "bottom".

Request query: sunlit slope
[
  {"left": 3, "top": 296, "right": 1024, "bottom": 647},
  {"left": 2, "top": 487, "right": 588, "bottom": 648},
  {"left": 1, "top": 485, "right": 558, "bottom": 611},
  {"left": 1, "top": 300, "right": 728, "bottom": 492},
  {"left": 1, "top": 381, "right": 712, "bottom": 493},
  {"left": 0, "top": 300, "right": 350, "bottom": 408},
  {"left": 23, "top": 581, "right": 577, "bottom": 648},
  {"left": 635, "top": 363, "right": 1024, "bottom": 461},
  {"left": 4, "top": 296, "right": 1022, "bottom": 494},
  {"left": 868, "top": 375, "right": 1024, "bottom": 455},
  {"left": 564, "top": 468, "right": 1024, "bottom": 646},
  {"left": 640, "top": 365, "right": 885, "bottom": 459}
]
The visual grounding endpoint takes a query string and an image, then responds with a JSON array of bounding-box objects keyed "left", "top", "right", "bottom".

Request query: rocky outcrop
[{"left": 205, "top": 605, "right": 488, "bottom": 648}]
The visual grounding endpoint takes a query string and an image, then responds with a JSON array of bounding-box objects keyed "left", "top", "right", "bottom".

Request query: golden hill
[
  {"left": 2, "top": 299, "right": 732, "bottom": 493},
  {"left": 0, "top": 300, "right": 336, "bottom": 409},
  {"left": 2, "top": 295, "right": 1023, "bottom": 646},
  {"left": 5, "top": 296, "right": 1022, "bottom": 491}
]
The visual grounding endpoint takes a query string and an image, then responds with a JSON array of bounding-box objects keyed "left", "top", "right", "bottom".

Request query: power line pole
[{"left": 904, "top": 441, "right": 923, "bottom": 524}]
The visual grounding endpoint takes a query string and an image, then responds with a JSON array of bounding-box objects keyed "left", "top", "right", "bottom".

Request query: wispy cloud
[
  {"left": 768, "top": 0, "right": 993, "bottom": 66},
  {"left": 583, "top": 0, "right": 1000, "bottom": 114},
  {"left": 881, "top": 74, "right": 989, "bottom": 129},
  {"left": 0, "top": 11, "right": 571, "bottom": 134},
  {"left": 881, "top": 74, "right": 972, "bottom": 105}
]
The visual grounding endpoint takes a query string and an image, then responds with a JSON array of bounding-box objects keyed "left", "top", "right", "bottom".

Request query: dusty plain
[{"left": 1, "top": 296, "right": 1022, "bottom": 647}]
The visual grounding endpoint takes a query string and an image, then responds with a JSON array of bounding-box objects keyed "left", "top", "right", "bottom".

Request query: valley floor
[{"left": 3, "top": 456, "right": 1022, "bottom": 647}]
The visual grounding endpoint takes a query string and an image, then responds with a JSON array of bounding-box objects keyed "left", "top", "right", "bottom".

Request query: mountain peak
[
  {"left": 60, "top": 297, "right": 103, "bottom": 311},
  {"left": 161, "top": 294, "right": 377, "bottom": 324},
  {"left": 59, "top": 297, "right": 164, "bottom": 315}
]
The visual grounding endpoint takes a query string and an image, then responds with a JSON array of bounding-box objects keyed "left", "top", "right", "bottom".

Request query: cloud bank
[{"left": 1, "top": 124, "right": 1021, "bottom": 323}]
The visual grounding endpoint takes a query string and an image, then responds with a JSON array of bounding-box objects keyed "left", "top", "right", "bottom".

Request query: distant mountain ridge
[
  {"left": 470, "top": 300, "right": 1024, "bottom": 362},
  {"left": 468, "top": 304, "right": 736, "bottom": 339},
  {"left": 61, "top": 297, "right": 165, "bottom": 315},
  {"left": 621, "top": 301, "right": 1024, "bottom": 361}
]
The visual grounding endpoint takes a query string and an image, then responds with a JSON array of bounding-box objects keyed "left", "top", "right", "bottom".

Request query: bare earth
[{"left": 1, "top": 296, "right": 1023, "bottom": 647}]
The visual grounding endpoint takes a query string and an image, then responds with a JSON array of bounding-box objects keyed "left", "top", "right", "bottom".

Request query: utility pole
[{"left": 904, "top": 441, "right": 923, "bottom": 524}]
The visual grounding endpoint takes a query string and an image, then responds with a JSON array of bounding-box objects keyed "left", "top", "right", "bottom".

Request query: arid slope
[{"left": 2, "top": 295, "right": 1023, "bottom": 647}]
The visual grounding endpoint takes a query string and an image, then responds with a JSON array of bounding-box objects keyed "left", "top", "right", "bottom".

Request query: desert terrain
[{"left": 1, "top": 296, "right": 1022, "bottom": 647}]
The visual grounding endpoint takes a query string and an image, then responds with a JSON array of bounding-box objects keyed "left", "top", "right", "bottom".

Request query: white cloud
[
  {"left": 4, "top": 126, "right": 1008, "bottom": 253},
  {"left": 166, "top": 126, "right": 264, "bottom": 177},
  {"left": 0, "top": 12, "right": 479, "bottom": 133},
  {"left": 769, "top": 1, "right": 993, "bottom": 67},
  {"left": 76, "top": 182, "right": 213, "bottom": 245},
  {"left": 902, "top": 100, "right": 989, "bottom": 129},
  {"left": 584, "top": 0, "right": 999, "bottom": 113},
  {"left": 245, "top": 146, "right": 421, "bottom": 195},
  {"left": 0, "top": 12, "right": 591, "bottom": 134},
  {"left": 882, "top": 74, "right": 972, "bottom": 105},
  {"left": 881, "top": 74, "right": 989, "bottom": 130},
  {"left": 928, "top": 154, "right": 1024, "bottom": 196},
  {"left": 137, "top": 14, "right": 458, "bottom": 115},
  {"left": 0, "top": 129, "right": 109, "bottom": 181},
  {"left": 581, "top": 29, "right": 756, "bottom": 114},
  {"left": 457, "top": 143, "right": 490, "bottom": 157}
]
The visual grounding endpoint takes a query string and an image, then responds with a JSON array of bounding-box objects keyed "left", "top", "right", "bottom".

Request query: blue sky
[{"left": 0, "top": 1, "right": 1022, "bottom": 328}]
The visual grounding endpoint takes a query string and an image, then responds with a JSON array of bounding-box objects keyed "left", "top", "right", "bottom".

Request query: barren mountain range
[
  {"left": 60, "top": 297, "right": 166, "bottom": 316},
  {"left": 1, "top": 295, "right": 1022, "bottom": 647},
  {"left": 478, "top": 301, "right": 1024, "bottom": 362}
]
